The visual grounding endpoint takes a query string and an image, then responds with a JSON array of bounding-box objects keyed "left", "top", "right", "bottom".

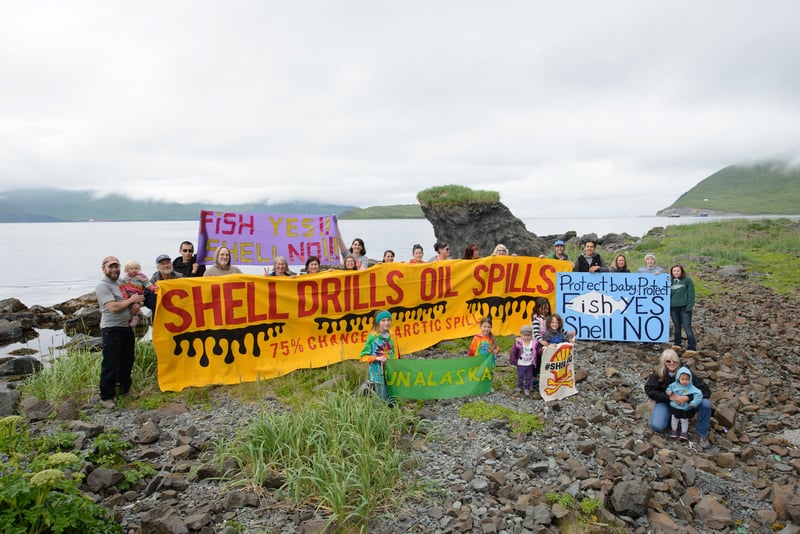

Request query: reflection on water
[{"left": 2, "top": 329, "right": 69, "bottom": 363}]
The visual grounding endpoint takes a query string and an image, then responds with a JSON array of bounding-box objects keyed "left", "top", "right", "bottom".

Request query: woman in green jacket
[{"left": 670, "top": 264, "right": 697, "bottom": 350}]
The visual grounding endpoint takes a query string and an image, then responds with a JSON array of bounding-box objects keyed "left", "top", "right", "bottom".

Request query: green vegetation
[
  {"left": 0, "top": 416, "right": 122, "bottom": 533},
  {"left": 665, "top": 160, "right": 800, "bottom": 214},
  {"left": 625, "top": 218, "right": 800, "bottom": 295},
  {"left": 545, "top": 492, "right": 619, "bottom": 533},
  {"left": 417, "top": 185, "right": 500, "bottom": 207},
  {"left": 339, "top": 204, "right": 424, "bottom": 219},
  {"left": 218, "top": 391, "right": 422, "bottom": 529},
  {"left": 458, "top": 400, "right": 546, "bottom": 434},
  {"left": 20, "top": 342, "right": 162, "bottom": 404}
]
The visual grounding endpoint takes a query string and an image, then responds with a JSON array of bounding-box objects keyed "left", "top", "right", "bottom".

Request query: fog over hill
[
  {"left": 0, "top": 189, "right": 357, "bottom": 223},
  {"left": 658, "top": 160, "right": 800, "bottom": 216}
]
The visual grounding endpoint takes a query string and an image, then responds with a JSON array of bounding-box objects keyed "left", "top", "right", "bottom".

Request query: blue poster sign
[{"left": 556, "top": 273, "right": 671, "bottom": 342}]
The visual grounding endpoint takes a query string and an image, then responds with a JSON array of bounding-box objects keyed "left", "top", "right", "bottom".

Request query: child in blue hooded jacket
[{"left": 666, "top": 366, "right": 703, "bottom": 440}]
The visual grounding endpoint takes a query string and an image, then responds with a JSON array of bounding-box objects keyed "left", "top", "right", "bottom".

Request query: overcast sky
[{"left": 1, "top": 2, "right": 798, "bottom": 217}]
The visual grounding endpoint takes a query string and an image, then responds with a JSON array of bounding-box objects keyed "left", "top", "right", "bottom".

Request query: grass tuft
[
  {"left": 218, "top": 390, "right": 421, "bottom": 529},
  {"left": 417, "top": 185, "right": 500, "bottom": 207}
]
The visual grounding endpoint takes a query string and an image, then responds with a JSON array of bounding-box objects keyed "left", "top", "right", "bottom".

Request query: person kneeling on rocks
[{"left": 644, "top": 349, "right": 712, "bottom": 449}]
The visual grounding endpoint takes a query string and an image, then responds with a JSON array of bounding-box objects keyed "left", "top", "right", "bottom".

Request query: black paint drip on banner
[
  {"left": 466, "top": 295, "right": 538, "bottom": 321},
  {"left": 172, "top": 322, "right": 286, "bottom": 367}
]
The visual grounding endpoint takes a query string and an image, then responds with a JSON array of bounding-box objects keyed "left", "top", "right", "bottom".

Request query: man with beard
[
  {"left": 147, "top": 254, "right": 183, "bottom": 311},
  {"left": 95, "top": 256, "right": 145, "bottom": 409},
  {"left": 151, "top": 254, "right": 184, "bottom": 284}
]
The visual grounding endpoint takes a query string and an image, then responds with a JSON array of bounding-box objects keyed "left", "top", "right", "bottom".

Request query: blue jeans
[
  {"left": 670, "top": 306, "right": 697, "bottom": 350},
  {"left": 650, "top": 399, "right": 711, "bottom": 437},
  {"left": 374, "top": 381, "right": 388, "bottom": 401},
  {"left": 100, "top": 327, "right": 136, "bottom": 401}
]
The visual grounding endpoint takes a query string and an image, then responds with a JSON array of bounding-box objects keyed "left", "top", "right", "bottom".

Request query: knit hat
[
  {"left": 375, "top": 311, "right": 392, "bottom": 322},
  {"left": 554, "top": 240, "right": 565, "bottom": 246},
  {"left": 520, "top": 325, "right": 533, "bottom": 334},
  {"left": 645, "top": 253, "right": 656, "bottom": 261}
]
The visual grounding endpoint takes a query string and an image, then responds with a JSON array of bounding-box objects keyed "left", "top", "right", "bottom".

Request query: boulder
[
  {"left": 420, "top": 199, "right": 550, "bottom": 257},
  {"left": 0, "top": 381, "right": 20, "bottom": 416},
  {"left": 0, "top": 298, "right": 65, "bottom": 344},
  {"left": 0, "top": 355, "right": 43, "bottom": 377},
  {"left": 0, "top": 319, "right": 25, "bottom": 344},
  {"left": 0, "top": 298, "right": 27, "bottom": 314},
  {"left": 53, "top": 292, "right": 98, "bottom": 316},
  {"left": 609, "top": 480, "right": 652, "bottom": 518},
  {"left": 63, "top": 307, "right": 101, "bottom": 336}
]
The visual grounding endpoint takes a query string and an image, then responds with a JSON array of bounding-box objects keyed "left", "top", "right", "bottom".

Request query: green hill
[
  {"left": 338, "top": 204, "right": 424, "bottom": 219},
  {"left": 0, "top": 189, "right": 358, "bottom": 223},
  {"left": 660, "top": 160, "right": 800, "bottom": 215}
]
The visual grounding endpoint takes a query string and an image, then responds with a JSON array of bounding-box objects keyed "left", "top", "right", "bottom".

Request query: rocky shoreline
[{"left": 1, "top": 260, "right": 799, "bottom": 533}]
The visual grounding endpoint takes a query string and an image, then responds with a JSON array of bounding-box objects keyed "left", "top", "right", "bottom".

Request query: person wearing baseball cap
[
  {"left": 543, "top": 239, "right": 569, "bottom": 261},
  {"left": 151, "top": 254, "right": 184, "bottom": 284},
  {"left": 95, "top": 255, "right": 145, "bottom": 409}
]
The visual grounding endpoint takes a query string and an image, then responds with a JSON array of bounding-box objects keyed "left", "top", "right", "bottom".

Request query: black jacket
[
  {"left": 573, "top": 254, "right": 608, "bottom": 273},
  {"left": 644, "top": 368, "right": 711, "bottom": 404},
  {"left": 173, "top": 255, "right": 206, "bottom": 277}
]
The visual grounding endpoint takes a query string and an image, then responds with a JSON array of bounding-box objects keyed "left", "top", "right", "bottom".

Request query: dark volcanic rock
[
  {"left": 63, "top": 307, "right": 101, "bottom": 336},
  {"left": 53, "top": 292, "right": 98, "bottom": 316},
  {"left": 420, "top": 200, "right": 551, "bottom": 257},
  {"left": 0, "top": 298, "right": 65, "bottom": 344}
]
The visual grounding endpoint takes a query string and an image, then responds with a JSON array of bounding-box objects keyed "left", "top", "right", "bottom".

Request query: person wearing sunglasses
[
  {"left": 430, "top": 241, "right": 450, "bottom": 261},
  {"left": 173, "top": 241, "right": 205, "bottom": 277},
  {"left": 644, "top": 349, "right": 712, "bottom": 449}
]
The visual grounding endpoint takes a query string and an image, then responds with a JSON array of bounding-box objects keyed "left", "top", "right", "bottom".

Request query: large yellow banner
[{"left": 152, "top": 256, "right": 572, "bottom": 391}]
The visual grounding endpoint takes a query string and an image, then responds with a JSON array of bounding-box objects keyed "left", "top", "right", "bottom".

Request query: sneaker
[
  {"left": 670, "top": 430, "right": 678, "bottom": 439},
  {"left": 524, "top": 390, "right": 531, "bottom": 397},
  {"left": 100, "top": 399, "right": 115, "bottom": 409},
  {"left": 679, "top": 432, "right": 689, "bottom": 441},
  {"left": 699, "top": 436, "right": 710, "bottom": 449},
  {"left": 514, "top": 388, "right": 522, "bottom": 394}
]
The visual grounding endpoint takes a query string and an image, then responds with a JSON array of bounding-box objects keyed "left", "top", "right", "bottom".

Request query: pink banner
[{"left": 197, "top": 211, "right": 344, "bottom": 266}]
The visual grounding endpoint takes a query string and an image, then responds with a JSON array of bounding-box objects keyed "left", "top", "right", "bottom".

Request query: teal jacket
[{"left": 670, "top": 275, "right": 695, "bottom": 311}]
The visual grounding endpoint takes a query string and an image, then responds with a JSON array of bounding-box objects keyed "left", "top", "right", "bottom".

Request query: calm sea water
[{"left": 1, "top": 214, "right": 793, "bottom": 358}]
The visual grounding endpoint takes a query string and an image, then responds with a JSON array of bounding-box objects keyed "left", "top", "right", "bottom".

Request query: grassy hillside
[
  {"left": 665, "top": 160, "right": 800, "bottom": 214},
  {"left": 338, "top": 204, "right": 423, "bottom": 219},
  {"left": 0, "top": 189, "right": 357, "bottom": 222}
]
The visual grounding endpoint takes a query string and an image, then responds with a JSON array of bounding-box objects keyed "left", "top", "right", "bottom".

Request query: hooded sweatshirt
[
  {"left": 666, "top": 366, "right": 703, "bottom": 411},
  {"left": 670, "top": 274, "right": 695, "bottom": 311}
]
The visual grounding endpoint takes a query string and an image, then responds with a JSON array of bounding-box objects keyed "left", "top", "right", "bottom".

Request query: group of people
[
  {"left": 567, "top": 239, "right": 697, "bottom": 352},
  {"left": 361, "top": 309, "right": 711, "bottom": 449},
  {"left": 97, "top": 235, "right": 708, "bottom": 448},
  {"left": 341, "top": 239, "right": 514, "bottom": 268}
]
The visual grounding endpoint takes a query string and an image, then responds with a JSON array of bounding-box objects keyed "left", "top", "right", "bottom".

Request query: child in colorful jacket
[
  {"left": 509, "top": 325, "right": 536, "bottom": 397},
  {"left": 360, "top": 310, "right": 398, "bottom": 401}
]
